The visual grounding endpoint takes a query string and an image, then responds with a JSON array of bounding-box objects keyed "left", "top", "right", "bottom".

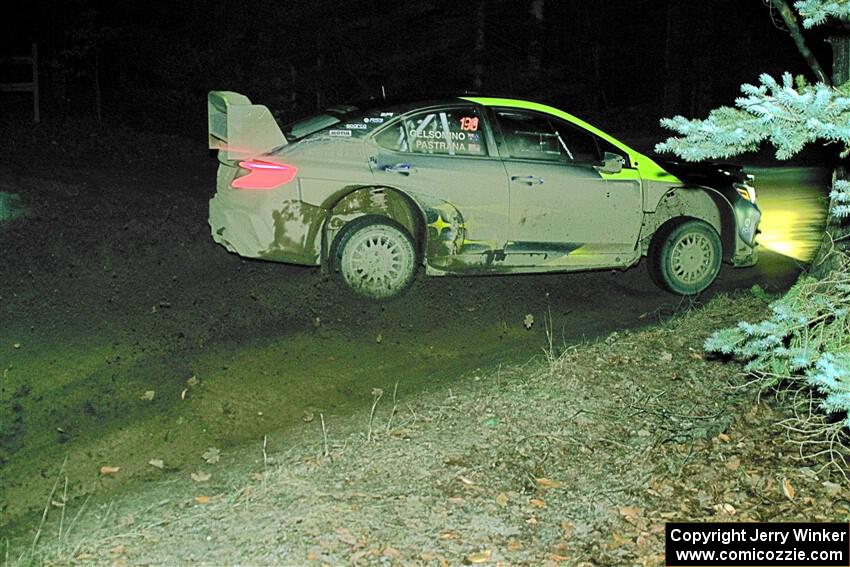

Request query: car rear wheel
[
  {"left": 334, "top": 216, "right": 418, "bottom": 299},
  {"left": 649, "top": 219, "right": 722, "bottom": 295}
]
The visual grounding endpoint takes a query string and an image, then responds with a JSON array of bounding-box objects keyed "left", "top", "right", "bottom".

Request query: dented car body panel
[{"left": 207, "top": 91, "right": 761, "bottom": 283}]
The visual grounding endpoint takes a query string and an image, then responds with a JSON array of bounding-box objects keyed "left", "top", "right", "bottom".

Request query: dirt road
[{"left": 0, "top": 144, "right": 827, "bottom": 538}]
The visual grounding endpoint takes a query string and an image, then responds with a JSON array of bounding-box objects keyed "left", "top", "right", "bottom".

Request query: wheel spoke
[
  {"left": 670, "top": 231, "right": 716, "bottom": 283},
  {"left": 340, "top": 223, "right": 415, "bottom": 297}
]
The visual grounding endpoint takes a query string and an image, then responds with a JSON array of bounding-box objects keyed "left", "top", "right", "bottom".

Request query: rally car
[{"left": 207, "top": 92, "right": 760, "bottom": 298}]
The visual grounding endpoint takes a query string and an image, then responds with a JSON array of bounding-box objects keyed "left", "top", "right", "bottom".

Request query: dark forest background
[{"left": 0, "top": 0, "right": 828, "bottom": 139}]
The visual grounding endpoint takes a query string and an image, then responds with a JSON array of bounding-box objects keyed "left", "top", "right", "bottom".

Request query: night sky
[{"left": 1, "top": 1, "right": 826, "bottom": 136}]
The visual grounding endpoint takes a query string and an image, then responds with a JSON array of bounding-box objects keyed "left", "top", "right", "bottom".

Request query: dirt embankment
[{"left": 7, "top": 293, "right": 847, "bottom": 565}]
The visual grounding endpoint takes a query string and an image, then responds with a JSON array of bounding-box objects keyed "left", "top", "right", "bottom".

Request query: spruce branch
[
  {"left": 831, "top": 179, "right": 850, "bottom": 219},
  {"left": 794, "top": 0, "right": 850, "bottom": 28},
  {"left": 656, "top": 73, "right": 850, "bottom": 161}
]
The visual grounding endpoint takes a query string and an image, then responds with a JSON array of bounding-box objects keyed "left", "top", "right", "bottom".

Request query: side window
[
  {"left": 495, "top": 110, "right": 601, "bottom": 164},
  {"left": 375, "top": 108, "right": 487, "bottom": 157},
  {"left": 597, "top": 137, "right": 631, "bottom": 168},
  {"left": 375, "top": 123, "right": 409, "bottom": 152}
]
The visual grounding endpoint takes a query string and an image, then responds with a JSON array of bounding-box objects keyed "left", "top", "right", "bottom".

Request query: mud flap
[{"left": 208, "top": 91, "right": 287, "bottom": 161}]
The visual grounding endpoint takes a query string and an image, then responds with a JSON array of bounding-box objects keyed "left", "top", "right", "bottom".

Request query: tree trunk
[
  {"left": 528, "top": 0, "right": 544, "bottom": 78},
  {"left": 689, "top": 3, "right": 715, "bottom": 116},
  {"left": 830, "top": 35, "right": 850, "bottom": 86},
  {"left": 829, "top": 34, "right": 850, "bottom": 249},
  {"left": 93, "top": 45, "right": 102, "bottom": 124},
  {"left": 592, "top": 42, "right": 608, "bottom": 111},
  {"left": 290, "top": 64, "right": 298, "bottom": 114},
  {"left": 315, "top": 54, "right": 323, "bottom": 111},
  {"left": 472, "top": 0, "right": 486, "bottom": 91},
  {"left": 811, "top": 33, "right": 850, "bottom": 274},
  {"left": 771, "top": 0, "right": 830, "bottom": 83},
  {"left": 662, "top": 0, "right": 685, "bottom": 115}
]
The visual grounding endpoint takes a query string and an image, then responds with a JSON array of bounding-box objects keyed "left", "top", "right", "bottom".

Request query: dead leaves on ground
[
  {"left": 335, "top": 527, "right": 358, "bottom": 546},
  {"left": 465, "top": 549, "right": 492, "bottom": 563},
  {"left": 193, "top": 494, "right": 224, "bottom": 505},
  {"left": 458, "top": 475, "right": 476, "bottom": 487},
  {"left": 190, "top": 471, "right": 211, "bottom": 483},
  {"left": 618, "top": 506, "right": 642, "bottom": 522},
  {"left": 186, "top": 448, "right": 219, "bottom": 482},
  {"left": 782, "top": 477, "right": 796, "bottom": 501},
  {"left": 181, "top": 374, "right": 200, "bottom": 400},
  {"left": 308, "top": 528, "right": 382, "bottom": 564},
  {"left": 202, "top": 447, "right": 221, "bottom": 464},
  {"left": 713, "top": 503, "right": 737, "bottom": 515},
  {"left": 725, "top": 455, "right": 741, "bottom": 471},
  {"left": 535, "top": 477, "right": 563, "bottom": 489}
]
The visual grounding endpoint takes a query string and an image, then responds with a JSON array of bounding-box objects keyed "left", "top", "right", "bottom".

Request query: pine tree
[{"left": 657, "top": 1, "right": 850, "bottom": 429}]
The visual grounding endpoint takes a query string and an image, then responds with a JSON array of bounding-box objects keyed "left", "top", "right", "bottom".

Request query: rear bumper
[
  {"left": 209, "top": 193, "right": 266, "bottom": 257},
  {"left": 208, "top": 179, "right": 324, "bottom": 266}
]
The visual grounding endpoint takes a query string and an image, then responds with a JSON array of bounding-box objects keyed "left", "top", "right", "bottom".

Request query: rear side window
[
  {"left": 284, "top": 113, "right": 341, "bottom": 140},
  {"left": 495, "top": 110, "right": 600, "bottom": 164},
  {"left": 285, "top": 107, "right": 398, "bottom": 141},
  {"left": 323, "top": 110, "right": 397, "bottom": 139},
  {"left": 375, "top": 108, "right": 487, "bottom": 157}
]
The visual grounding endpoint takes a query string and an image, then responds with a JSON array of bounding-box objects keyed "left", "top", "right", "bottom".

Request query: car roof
[{"left": 345, "top": 93, "right": 555, "bottom": 114}]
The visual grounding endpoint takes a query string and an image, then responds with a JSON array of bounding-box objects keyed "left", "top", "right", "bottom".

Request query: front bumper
[
  {"left": 730, "top": 199, "right": 761, "bottom": 267},
  {"left": 735, "top": 199, "right": 760, "bottom": 247}
]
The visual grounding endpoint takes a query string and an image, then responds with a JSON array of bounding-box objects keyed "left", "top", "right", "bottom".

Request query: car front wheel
[
  {"left": 334, "top": 216, "right": 418, "bottom": 299},
  {"left": 649, "top": 219, "right": 722, "bottom": 295}
]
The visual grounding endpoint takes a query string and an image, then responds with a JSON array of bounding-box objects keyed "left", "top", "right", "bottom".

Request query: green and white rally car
[{"left": 207, "top": 92, "right": 760, "bottom": 298}]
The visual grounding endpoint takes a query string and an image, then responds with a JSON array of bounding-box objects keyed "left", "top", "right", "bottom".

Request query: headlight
[{"left": 734, "top": 175, "right": 757, "bottom": 205}]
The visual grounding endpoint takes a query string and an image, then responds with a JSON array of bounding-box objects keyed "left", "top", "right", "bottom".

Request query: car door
[
  {"left": 367, "top": 105, "right": 510, "bottom": 271},
  {"left": 492, "top": 108, "right": 643, "bottom": 268}
]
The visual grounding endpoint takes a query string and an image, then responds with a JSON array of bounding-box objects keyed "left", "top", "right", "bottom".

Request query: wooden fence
[{"left": 0, "top": 43, "right": 40, "bottom": 123}]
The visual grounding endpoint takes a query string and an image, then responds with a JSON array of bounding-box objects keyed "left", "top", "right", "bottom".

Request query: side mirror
[{"left": 597, "top": 151, "right": 624, "bottom": 174}]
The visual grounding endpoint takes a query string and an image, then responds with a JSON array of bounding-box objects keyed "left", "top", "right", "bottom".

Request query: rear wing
[{"left": 207, "top": 91, "right": 287, "bottom": 161}]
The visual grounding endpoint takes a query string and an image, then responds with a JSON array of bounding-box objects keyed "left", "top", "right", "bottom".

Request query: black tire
[
  {"left": 331, "top": 216, "right": 418, "bottom": 299},
  {"left": 648, "top": 219, "right": 722, "bottom": 295}
]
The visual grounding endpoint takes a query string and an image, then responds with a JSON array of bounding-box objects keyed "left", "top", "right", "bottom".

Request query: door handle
[
  {"left": 383, "top": 163, "right": 415, "bottom": 175},
  {"left": 511, "top": 175, "right": 544, "bottom": 185}
]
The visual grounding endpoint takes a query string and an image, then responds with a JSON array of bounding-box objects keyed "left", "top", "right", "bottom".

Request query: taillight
[{"left": 231, "top": 160, "right": 297, "bottom": 190}]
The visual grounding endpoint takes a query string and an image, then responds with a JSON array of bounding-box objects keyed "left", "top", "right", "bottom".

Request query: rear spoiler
[{"left": 207, "top": 91, "right": 287, "bottom": 161}]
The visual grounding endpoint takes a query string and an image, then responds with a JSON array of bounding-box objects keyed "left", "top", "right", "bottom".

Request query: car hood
[{"left": 653, "top": 158, "right": 747, "bottom": 187}]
